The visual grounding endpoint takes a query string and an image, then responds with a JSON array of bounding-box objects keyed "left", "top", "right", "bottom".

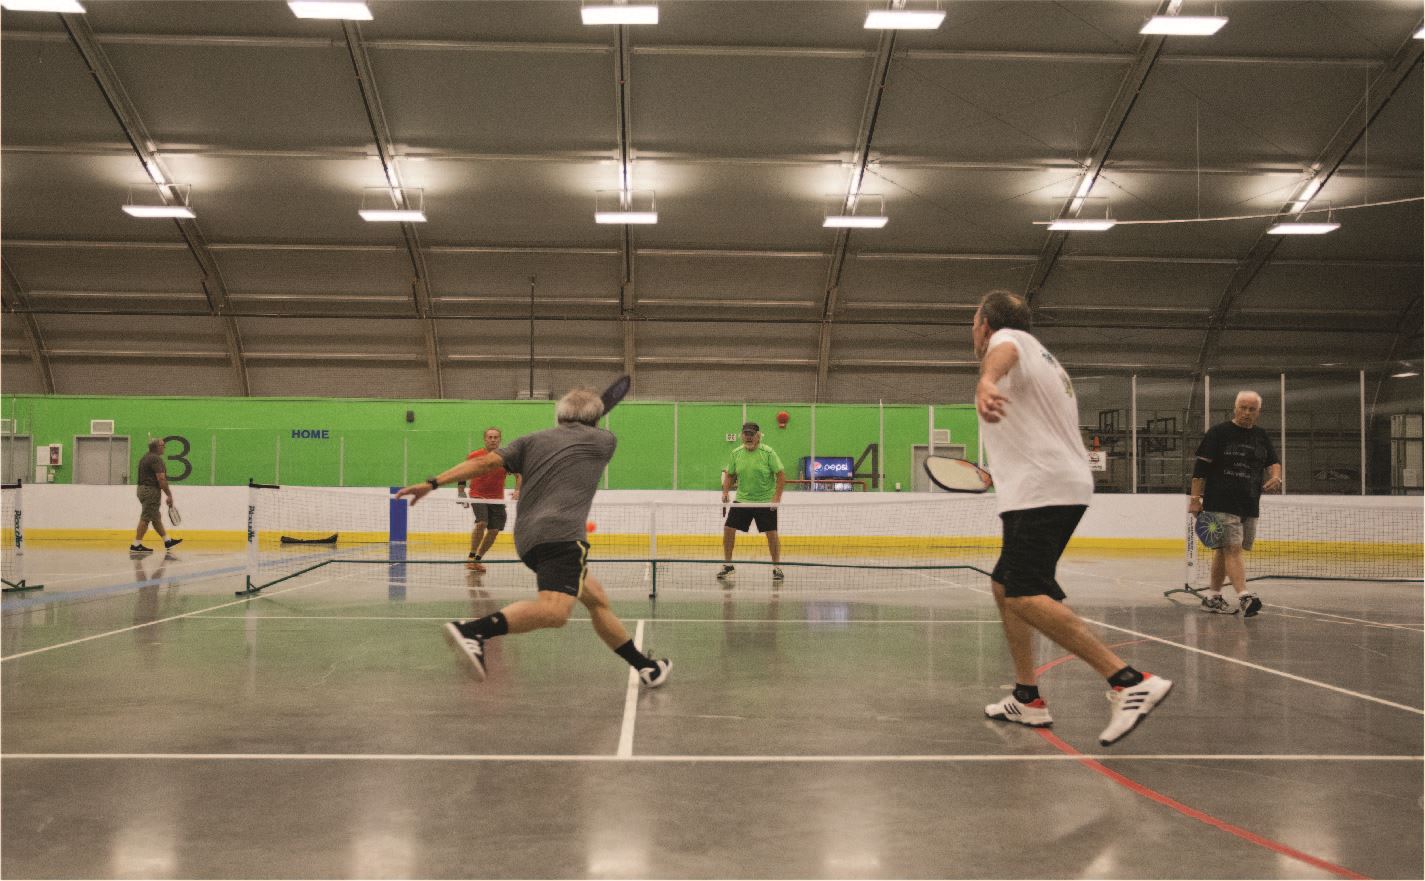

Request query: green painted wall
[{"left": 1, "top": 394, "right": 978, "bottom": 490}]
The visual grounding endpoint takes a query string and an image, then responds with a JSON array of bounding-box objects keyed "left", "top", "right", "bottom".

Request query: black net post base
[
  {"left": 2, "top": 578, "right": 43, "bottom": 593},
  {"left": 235, "top": 560, "right": 335, "bottom": 597}
]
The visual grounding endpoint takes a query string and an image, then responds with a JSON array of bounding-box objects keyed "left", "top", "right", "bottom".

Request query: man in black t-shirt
[{"left": 1189, "top": 391, "right": 1282, "bottom": 617}]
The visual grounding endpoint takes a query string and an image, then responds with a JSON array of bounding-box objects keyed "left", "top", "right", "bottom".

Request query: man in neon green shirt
[{"left": 719, "top": 421, "right": 786, "bottom": 581}]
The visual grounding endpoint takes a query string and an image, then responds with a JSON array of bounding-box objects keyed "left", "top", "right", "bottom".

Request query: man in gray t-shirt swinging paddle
[{"left": 396, "top": 387, "right": 670, "bottom": 688}]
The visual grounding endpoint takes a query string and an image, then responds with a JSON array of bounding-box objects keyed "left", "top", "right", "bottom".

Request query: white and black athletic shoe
[
  {"left": 771, "top": 567, "right": 785, "bottom": 581},
  {"left": 1239, "top": 593, "right": 1263, "bottom": 618},
  {"left": 1099, "top": 674, "right": 1173, "bottom": 746},
  {"left": 985, "top": 694, "right": 1053, "bottom": 728},
  {"left": 1201, "top": 593, "right": 1237, "bottom": 615},
  {"left": 163, "top": 538, "right": 183, "bottom": 550},
  {"left": 716, "top": 565, "right": 735, "bottom": 580},
  {"left": 443, "top": 621, "right": 487, "bottom": 681},
  {"left": 129, "top": 544, "right": 153, "bottom": 556},
  {"left": 639, "top": 658, "right": 672, "bottom": 688}
]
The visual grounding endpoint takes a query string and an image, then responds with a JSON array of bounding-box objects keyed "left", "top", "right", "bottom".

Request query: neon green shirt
[{"left": 726, "top": 443, "right": 785, "bottom": 503}]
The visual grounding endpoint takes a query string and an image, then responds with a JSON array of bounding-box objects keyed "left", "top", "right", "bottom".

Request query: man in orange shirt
[{"left": 458, "top": 427, "right": 520, "bottom": 572}]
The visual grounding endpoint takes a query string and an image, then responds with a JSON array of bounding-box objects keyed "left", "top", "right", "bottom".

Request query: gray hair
[
  {"left": 556, "top": 387, "right": 604, "bottom": 426},
  {"left": 148, "top": 437, "right": 164, "bottom": 453},
  {"left": 1235, "top": 390, "right": 1263, "bottom": 407}
]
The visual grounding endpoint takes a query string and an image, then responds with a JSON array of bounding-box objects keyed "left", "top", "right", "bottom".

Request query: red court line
[{"left": 1034, "top": 647, "right": 1371, "bottom": 881}]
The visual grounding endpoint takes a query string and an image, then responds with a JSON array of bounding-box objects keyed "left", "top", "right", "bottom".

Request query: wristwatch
[{"left": 426, "top": 477, "right": 440, "bottom": 490}]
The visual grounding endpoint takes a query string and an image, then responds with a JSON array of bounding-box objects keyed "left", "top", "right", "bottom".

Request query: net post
[
  {"left": 648, "top": 502, "right": 658, "bottom": 599},
  {"left": 241, "top": 478, "right": 260, "bottom": 596}
]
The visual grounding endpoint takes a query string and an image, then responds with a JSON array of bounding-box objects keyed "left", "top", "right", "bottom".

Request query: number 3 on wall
[{"left": 164, "top": 435, "right": 192, "bottom": 482}]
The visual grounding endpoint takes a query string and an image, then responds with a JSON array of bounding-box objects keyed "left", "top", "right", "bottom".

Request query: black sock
[
  {"left": 1108, "top": 666, "right": 1144, "bottom": 688},
  {"left": 464, "top": 611, "right": 508, "bottom": 639},
  {"left": 1012, "top": 684, "right": 1040, "bottom": 704},
  {"left": 614, "top": 639, "right": 657, "bottom": 670}
]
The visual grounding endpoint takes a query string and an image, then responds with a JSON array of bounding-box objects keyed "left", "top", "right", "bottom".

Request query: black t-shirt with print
[{"left": 1194, "top": 421, "right": 1280, "bottom": 518}]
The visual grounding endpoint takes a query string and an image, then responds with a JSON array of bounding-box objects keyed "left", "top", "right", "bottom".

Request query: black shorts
[
  {"left": 470, "top": 502, "right": 507, "bottom": 531},
  {"left": 991, "top": 505, "right": 1087, "bottom": 601},
  {"left": 520, "top": 541, "right": 589, "bottom": 597},
  {"left": 725, "top": 506, "right": 778, "bottom": 534}
]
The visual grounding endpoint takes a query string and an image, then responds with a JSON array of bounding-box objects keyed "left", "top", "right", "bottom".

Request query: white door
[
  {"left": 911, "top": 444, "right": 967, "bottom": 492},
  {"left": 74, "top": 436, "right": 131, "bottom": 485}
]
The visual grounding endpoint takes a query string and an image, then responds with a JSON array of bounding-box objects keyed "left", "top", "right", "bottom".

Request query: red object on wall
[{"left": 776, "top": 411, "right": 790, "bottom": 429}]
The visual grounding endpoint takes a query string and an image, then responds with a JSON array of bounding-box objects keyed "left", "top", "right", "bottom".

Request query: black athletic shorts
[
  {"left": 725, "top": 505, "right": 778, "bottom": 534},
  {"left": 990, "top": 505, "right": 1087, "bottom": 601},
  {"left": 470, "top": 502, "right": 507, "bottom": 531},
  {"left": 520, "top": 540, "right": 589, "bottom": 597}
]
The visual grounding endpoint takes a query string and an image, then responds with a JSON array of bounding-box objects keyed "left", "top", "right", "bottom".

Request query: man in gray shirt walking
[{"left": 396, "top": 387, "right": 671, "bottom": 687}]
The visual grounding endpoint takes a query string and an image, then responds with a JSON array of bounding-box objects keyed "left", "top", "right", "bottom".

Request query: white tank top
[{"left": 980, "top": 328, "right": 1094, "bottom": 513}]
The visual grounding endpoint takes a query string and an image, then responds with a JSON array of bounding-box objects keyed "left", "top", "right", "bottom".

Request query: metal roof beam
[
  {"left": 1188, "top": 26, "right": 1424, "bottom": 411},
  {"left": 3, "top": 29, "right": 1393, "bottom": 68},
  {"left": 1023, "top": 0, "right": 1170, "bottom": 307},
  {"left": 1, "top": 261, "right": 55, "bottom": 393},
  {"left": 817, "top": 30, "right": 896, "bottom": 400},
  {"left": 60, "top": 13, "right": 250, "bottom": 396},
  {"left": 340, "top": 20, "right": 443, "bottom": 399},
  {"left": 612, "top": 25, "right": 638, "bottom": 381}
]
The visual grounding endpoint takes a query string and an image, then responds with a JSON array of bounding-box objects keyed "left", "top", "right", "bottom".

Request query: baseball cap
[{"left": 741, "top": 422, "right": 760, "bottom": 434}]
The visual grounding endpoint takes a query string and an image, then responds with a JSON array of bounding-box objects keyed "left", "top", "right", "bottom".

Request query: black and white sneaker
[
  {"left": 442, "top": 621, "right": 487, "bottom": 681},
  {"left": 985, "top": 694, "right": 1053, "bottom": 728},
  {"left": 638, "top": 658, "right": 672, "bottom": 688},
  {"left": 163, "top": 538, "right": 183, "bottom": 550},
  {"left": 1239, "top": 593, "right": 1263, "bottom": 618},
  {"left": 716, "top": 565, "right": 735, "bottom": 580},
  {"left": 1099, "top": 673, "right": 1173, "bottom": 746},
  {"left": 1201, "top": 593, "right": 1237, "bottom": 614},
  {"left": 129, "top": 544, "right": 153, "bottom": 555},
  {"left": 771, "top": 567, "right": 785, "bottom": 581}
]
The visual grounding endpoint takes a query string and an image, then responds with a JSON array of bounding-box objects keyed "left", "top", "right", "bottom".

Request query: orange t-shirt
[{"left": 464, "top": 449, "right": 508, "bottom": 500}]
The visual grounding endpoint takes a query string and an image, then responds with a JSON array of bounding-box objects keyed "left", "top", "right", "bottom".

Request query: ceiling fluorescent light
[
  {"left": 122, "top": 205, "right": 196, "bottom": 219},
  {"left": 581, "top": 4, "right": 658, "bottom": 25},
  {"left": 1140, "top": 15, "right": 1227, "bottom": 36},
  {"left": 1267, "top": 221, "right": 1340, "bottom": 235},
  {"left": 1391, "top": 371, "right": 1420, "bottom": 378},
  {"left": 1416, "top": 26, "right": 1424, "bottom": 39},
  {"left": 288, "top": 1, "right": 372, "bottom": 20},
  {"left": 864, "top": 9, "right": 945, "bottom": 30},
  {"left": 360, "top": 209, "right": 426, "bottom": 222},
  {"left": 1048, "top": 218, "right": 1116, "bottom": 231},
  {"left": 595, "top": 211, "right": 658, "bottom": 224},
  {"left": 1, "top": 0, "right": 85, "bottom": 10},
  {"left": 823, "top": 215, "right": 889, "bottom": 228},
  {"left": 1289, "top": 179, "right": 1322, "bottom": 213}
]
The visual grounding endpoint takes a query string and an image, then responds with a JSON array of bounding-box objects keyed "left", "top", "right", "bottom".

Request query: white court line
[
  {"left": 1057, "top": 562, "right": 1425, "bottom": 633},
  {"left": 1263, "top": 603, "right": 1424, "bottom": 633},
  {"left": 188, "top": 614, "right": 1002, "bottom": 625},
  {"left": 913, "top": 571, "right": 1425, "bottom": 716},
  {"left": 616, "top": 619, "right": 645, "bottom": 758},
  {"left": 0, "top": 571, "right": 360, "bottom": 662},
  {"left": 2, "top": 752, "right": 1418, "bottom": 763}
]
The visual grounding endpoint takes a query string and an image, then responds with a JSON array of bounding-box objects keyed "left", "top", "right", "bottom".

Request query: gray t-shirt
[{"left": 497, "top": 422, "right": 616, "bottom": 558}]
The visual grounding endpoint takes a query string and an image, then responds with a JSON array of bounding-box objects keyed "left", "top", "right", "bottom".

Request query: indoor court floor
[{"left": 3, "top": 545, "right": 1421, "bottom": 879}]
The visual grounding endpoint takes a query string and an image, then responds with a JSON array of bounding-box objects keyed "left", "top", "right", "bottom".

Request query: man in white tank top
[{"left": 973, "top": 290, "right": 1172, "bottom": 747}]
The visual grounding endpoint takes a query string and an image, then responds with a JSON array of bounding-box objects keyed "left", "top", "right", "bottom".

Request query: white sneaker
[
  {"left": 1098, "top": 674, "right": 1173, "bottom": 746},
  {"left": 442, "top": 621, "right": 486, "bottom": 681},
  {"left": 985, "top": 694, "right": 1052, "bottom": 728},
  {"left": 638, "top": 658, "right": 672, "bottom": 688}
]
